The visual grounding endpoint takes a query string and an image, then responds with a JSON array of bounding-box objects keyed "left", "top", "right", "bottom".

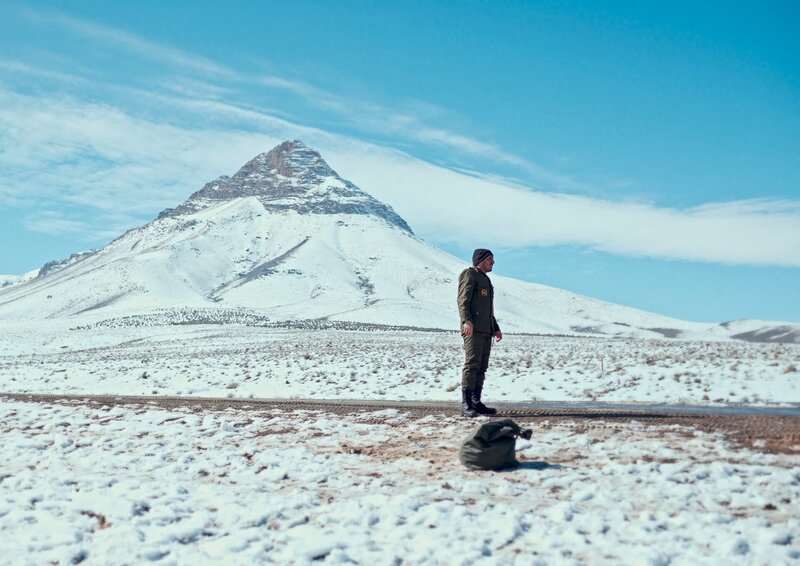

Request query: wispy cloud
[
  {"left": 0, "top": 59, "right": 87, "bottom": 84},
  {"left": 330, "top": 147, "right": 800, "bottom": 268},
  {"left": 2, "top": 81, "right": 799, "bottom": 267},
  {"left": 0, "top": 87, "right": 273, "bottom": 221},
  {"left": 256, "top": 74, "right": 549, "bottom": 175},
  {"left": 18, "top": 6, "right": 234, "bottom": 78},
  {"left": 23, "top": 211, "right": 90, "bottom": 236},
  {"left": 256, "top": 75, "right": 493, "bottom": 150},
  {"left": 2, "top": 10, "right": 798, "bottom": 268},
  {"left": 10, "top": 6, "right": 606, "bottom": 194},
  {"left": 253, "top": 75, "right": 610, "bottom": 194}
]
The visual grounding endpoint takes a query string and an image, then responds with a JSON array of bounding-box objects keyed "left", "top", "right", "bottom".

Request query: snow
[
  {"left": 1, "top": 322, "right": 798, "bottom": 405},
  {"left": 2, "top": 141, "right": 799, "bottom": 562},
  {"left": 2, "top": 143, "right": 797, "bottom": 343},
  {"left": 0, "top": 322, "right": 798, "bottom": 563},
  {"left": 1, "top": 399, "right": 798, "bottom": 564},
  {"left": 0, "top": 269, "right": 38, "bottom": 289}
]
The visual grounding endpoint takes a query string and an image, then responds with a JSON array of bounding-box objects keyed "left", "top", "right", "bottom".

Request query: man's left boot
[
  {"left": 471, "top": 386, "right": 497, "bottom": 415},
  {"left": 461, "top": 388, "right": 478, "bottom": 418}
]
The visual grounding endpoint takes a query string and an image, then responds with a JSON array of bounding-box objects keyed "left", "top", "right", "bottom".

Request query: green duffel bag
[{"left": 459, "top": 418, "right": 533, "bottom": 470}]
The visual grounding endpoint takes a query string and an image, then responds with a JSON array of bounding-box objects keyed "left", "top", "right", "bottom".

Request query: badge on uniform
[{"left": 480, "top": 288, "right": 488, "bottom": 297}]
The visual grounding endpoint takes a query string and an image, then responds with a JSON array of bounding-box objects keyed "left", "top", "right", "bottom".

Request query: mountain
[
  {"left": 0, "top": 140, "right": 797, "bottom": 342},
  {"left": 0, "top": 269, "right": 38, "bottom": 290},
  {"left": 155, "top": 141, "right": 412, "bottom": 233}
]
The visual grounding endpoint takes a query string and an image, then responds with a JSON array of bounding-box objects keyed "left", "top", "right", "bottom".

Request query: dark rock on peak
[
  {"left": 238, "top": 140, "right": 338, "bottom": 183},
  {"left": 157, "top": 175, "right": 230, "bottom": 219},
  {"left": 157, "top": 141, "right": 413, "bottom": 233}
]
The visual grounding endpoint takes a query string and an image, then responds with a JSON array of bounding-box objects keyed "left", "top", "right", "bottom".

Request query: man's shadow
[
  {"left": 516, "top": 461, "right": 562, "bottom": 471},
  {"left": 493, "top": 461, "right": 563, "bottom": 472}
]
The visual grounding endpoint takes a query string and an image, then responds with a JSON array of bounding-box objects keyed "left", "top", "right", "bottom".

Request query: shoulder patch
[{"left": 480, "top": 288, "right": 488, "bottom": 297}]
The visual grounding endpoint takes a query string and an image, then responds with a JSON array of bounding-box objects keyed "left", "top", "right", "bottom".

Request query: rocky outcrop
[{"left": 157, "top": 141, "right": 413, "bottom": 233}]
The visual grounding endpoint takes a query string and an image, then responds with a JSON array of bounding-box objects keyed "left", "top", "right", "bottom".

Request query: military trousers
[{"left": 462, "top": 332, "right": 493, "bottom": 389}]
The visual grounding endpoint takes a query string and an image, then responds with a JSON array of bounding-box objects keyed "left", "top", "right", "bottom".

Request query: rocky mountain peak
[
  {"left": 239, "top": 140, "right": 337, "bottom": 182},
  {"left": 157, "top": 141, "right": 413, "bottom": 233}
]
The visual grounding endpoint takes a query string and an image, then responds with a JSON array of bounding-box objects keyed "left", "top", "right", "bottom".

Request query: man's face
[{"left": 477, "top": 255, "right": 494, "bottom": 272}]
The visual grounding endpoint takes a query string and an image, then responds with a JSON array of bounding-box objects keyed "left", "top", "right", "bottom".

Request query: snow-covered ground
[
  {"left": 1, "top": 322, "right": 798, "bottom": 405},
  {"left": 2, "top": 322, "right": 799, "bottom": 563},
  {"left": 1, "top": 399, "right": 798, "bottom": 564},
  {"left": 3, "top": 141, "right": 798, "bottom": 563}
]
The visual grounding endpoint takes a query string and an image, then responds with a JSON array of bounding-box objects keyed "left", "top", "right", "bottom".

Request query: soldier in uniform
[{"left": 457, "top": 248, "right": 502, "bottom": 417}]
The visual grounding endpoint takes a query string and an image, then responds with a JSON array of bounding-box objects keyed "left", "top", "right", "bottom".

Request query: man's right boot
[
  {"left": 461, "top": 388, "right": 478, "bottom": 418},
  {"left": 472, "top": 386, "right": 497, "bottom": 415}
]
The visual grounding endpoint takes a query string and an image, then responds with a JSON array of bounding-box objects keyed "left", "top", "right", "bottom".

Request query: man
[{"left": 457, "top": 248, "right": 503, "bottom": 417}]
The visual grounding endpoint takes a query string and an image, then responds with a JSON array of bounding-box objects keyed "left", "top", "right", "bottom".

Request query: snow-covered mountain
[
  {"left": 0, "top": 270, "right": 38, "bottom": 290},
  {"left": 1, "top": 140, "right": 797, "bottom": 342}
]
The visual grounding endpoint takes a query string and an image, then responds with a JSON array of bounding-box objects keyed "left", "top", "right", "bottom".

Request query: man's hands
[{"left": 463, "top": 321, "right": 503, "bottom": 342}]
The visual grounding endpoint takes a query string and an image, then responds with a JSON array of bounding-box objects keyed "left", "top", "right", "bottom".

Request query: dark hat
[{"left": 472, "top": 248, "right": 493, "bottom": 265}]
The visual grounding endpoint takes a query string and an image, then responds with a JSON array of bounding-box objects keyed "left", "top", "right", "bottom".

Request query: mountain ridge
[
  {"left": 1, "top": 141, "right": 798, "bottom": 343},
  {"left": 156, "top": 140, "right": 413, "bottom": 233}
]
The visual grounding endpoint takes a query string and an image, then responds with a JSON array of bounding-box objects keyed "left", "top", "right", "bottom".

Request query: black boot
[
  {"left": 472, "top": 386, "right": 497, "bottom": 415},
  {"left": 461, "top": 388, "right": 478, "bottom": 418}
]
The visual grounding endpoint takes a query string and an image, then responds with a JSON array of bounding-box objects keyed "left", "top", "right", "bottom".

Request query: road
[{"left": 3, "top": 393, "right": 799, "bottom": 454}]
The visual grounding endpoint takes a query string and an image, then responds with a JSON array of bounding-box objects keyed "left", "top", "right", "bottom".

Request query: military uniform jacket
[{"left": 457, "top": 267, "right": 500, "bottom": 333}]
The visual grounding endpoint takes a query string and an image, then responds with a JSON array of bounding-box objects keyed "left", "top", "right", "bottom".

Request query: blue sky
[{"left": 1, "top": 1, "right": 798, "bottom": 322}]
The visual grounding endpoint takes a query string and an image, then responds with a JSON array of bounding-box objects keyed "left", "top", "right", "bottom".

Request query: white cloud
[
  {"left": 3, "top": 81, "right": 799, "bottom": 267},
  {"left": 0, "top": 87, "right": 271, "bottom": 212},
  {"left": 8, "top": 8, "right": 602, "bottom": 194},
  {"left": 23, "top": 212, "right": 89, "bottom": 236},
  {"left": 256, "top": 74, "right": 511, "bottom": 157},
  {"left": 19, "top": 7, "right": 234, "bottom": 78},
  {"left": 0, "top": 59, "right": 87, "bottom": 84},
  {"left": 11, "top": 6, "right": 497, "bottom": 162},
  {"left": 323, "top": 146, "right": 800, "bottom": 268},
  {"left": 2, "top": 11, "right": 798, "bottom": 269},
  {"left": 2, "top": 82, "right": 798, "bottom": 267}
]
